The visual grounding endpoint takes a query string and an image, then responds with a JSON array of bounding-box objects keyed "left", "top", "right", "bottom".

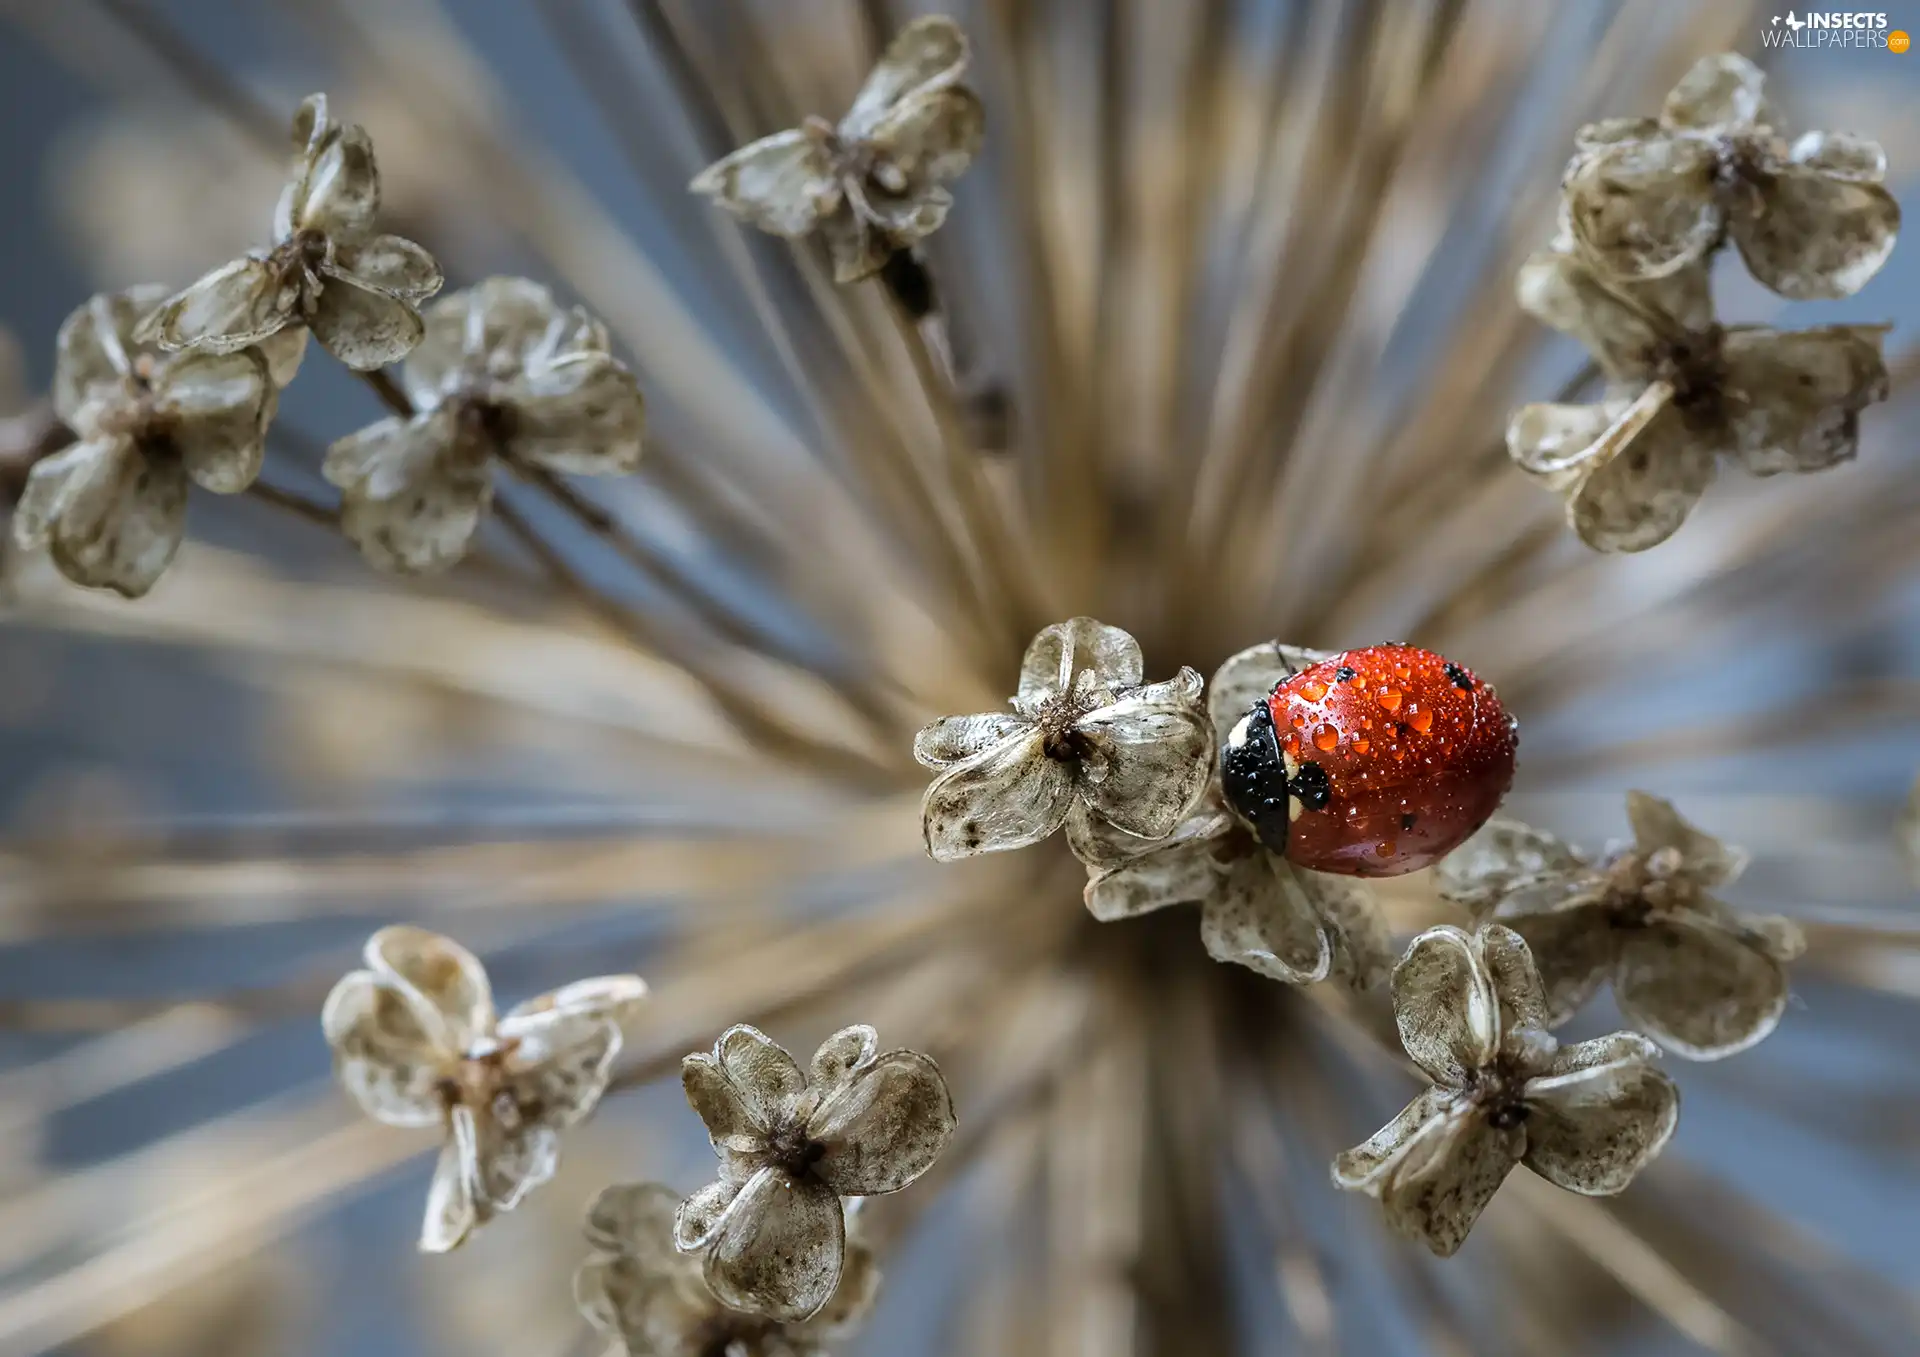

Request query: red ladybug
[{"left": 1220, "top": 644, "right": 1517, "bottom": 878}]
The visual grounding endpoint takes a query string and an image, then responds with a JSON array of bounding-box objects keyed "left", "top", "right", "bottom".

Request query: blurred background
[{"left": 0, "top": 2, "right": 1918, "bottom": 1354}]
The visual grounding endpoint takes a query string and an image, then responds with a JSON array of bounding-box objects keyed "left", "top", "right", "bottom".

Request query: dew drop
[
  {"left": 1300, "top": 679, "right": 1328, "bottom": 702},
  {"left": 1378, "top": 688, "right": 1403, "bottom": 713},
  {"left": 1410, "top": 708, "right": 1433, "bottom": 734},
  {"left": 1352, "top": 739, "right": 1370, "bottom": 755},
  {"left": 1375, "top": 841, "right": 1395, "bottom": 858},
  {"left": 1312, "top": 722, "right": 1339, "bottom": 752}
]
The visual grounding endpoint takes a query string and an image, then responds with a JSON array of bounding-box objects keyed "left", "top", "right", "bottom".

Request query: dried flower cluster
[
  {"left": 323, "top": 928, "right": 948, "bottom": 1343},
  {"left": 322, "top": 927, "right": 646, "bottom": 1251},
  {"left": 1333, "top": 925, "right": 1678, "bottom": 1256},
  {"left": 1508, "top": 54, "right": 1896, "bottom": 552},
  {"left": 692, "top": 17, "right": 984, "bottom": 282}
]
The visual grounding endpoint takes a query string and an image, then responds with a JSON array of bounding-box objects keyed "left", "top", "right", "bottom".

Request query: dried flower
[
  {"left": 321, "top": 276, "right": 644, "bottom": 573},
  {"left": 141, "top": 95, "right": 443, "bottom": 370},
  {"left": 691, "top": 16, "right": 984, "bottom": 283},
  {"left": 1333, "top": 925, "right": 1679, "bottom": 1257},
  {"left": 915, "top": 617, "right": 1213, "bottom": 861},
  {"left": 1070, "top": 642, "right": 1390, "bottom": 987},
  {"left": 12, "top": 287, "right": 276, "bottom": 597},
  {"left": 1508, "top": 244, "right": 1888, "bottom": 552},
  {"left": 1438, "top": 793, "right": 1805, "bottom": 1059},
  {"left": 1562, "top": 53, "right": 1899, "bottom": 298},
  {"left": 320, "top": 925, "right": 646, "bottom": 1251},
  {"left": 576, "top": 1182, "right": 879, "bottom": 1357},
  {"left": 675, "top": 1024, "right": 953, "bottom": 1321}
]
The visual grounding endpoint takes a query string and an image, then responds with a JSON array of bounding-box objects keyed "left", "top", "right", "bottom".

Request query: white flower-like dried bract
[
  {"left": 320, "top": 925, "right": 646, "bottom": 1251},
  {"left": 691, "top": 16, "right": 984, "bottom": 282},
  {"left": 576, "top": 1181, "right": 879, "bottom": 1357},
  {"left": 13, "top": 287, "right": 276, "bottom": 597},
  {"left": 1437, "top": 794, "right": 1805, "bottom": 1060},
  {"left": 1333, "top": 925, "right": 1679, "bottom": 1257},
  {"left": 1508, "top": 245, "right": 1888, "bottom": 552},
  {"left": 915, "top": 617, "right": 1213, "bottom": 862},
  {"left": 674, "top": 1024, "right": 953, "bottom": 1321},
  {"left": 1069, "top": 642, "right": 1390, "bottom": 988},
  {"left": 1563, "top": 53, "right": 1899, "bottom": 298},
  {"left": 322, "top": 276, "right": 645, "bottom": 573},
  {"left": 142, "top": 94, "right": 443, "bottom": 370}
]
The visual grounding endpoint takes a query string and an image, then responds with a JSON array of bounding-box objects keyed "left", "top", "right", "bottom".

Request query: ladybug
[{"left": 1220, "top": 643, "right": 1517, "bottom": 878}]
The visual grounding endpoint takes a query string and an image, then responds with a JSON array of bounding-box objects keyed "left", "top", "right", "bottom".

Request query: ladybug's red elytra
[{"left": 1220, "top": 644, "right": 1517, "bottom": 878}]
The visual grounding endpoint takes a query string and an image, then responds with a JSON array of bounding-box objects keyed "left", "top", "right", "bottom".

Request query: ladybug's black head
[{"left": 1221, "top": 698, "right": 1331, "bottom": 856}]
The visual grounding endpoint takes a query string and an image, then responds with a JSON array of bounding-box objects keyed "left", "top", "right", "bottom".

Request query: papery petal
[
  {"left": 811, "top": 1049, "right": 955, "bottom": 1196},
  {"left": 704, "top": 1168, "right": 846, "bottom": 1322},
  {"left": 295, "top": 121, "right": 380, "bottom": 240},
  {"left": 140, "top": 257, "right": 295, "bottom": 357},
  {"left": 1624, "top": 790, "right": 1749, "bottom": 887},
  {"left": 1614, "top": 916, "right": 1791, "bottom": 1059},
  {"left": 1564, "top": 389, "right": 1715, "bottom": 554},
  {"left": 1393, "top": 925, "right": 1497, "bottom": 1086},
  {"left": 364, "top": 924, "right": 495, "bottom": 1052},
  {"left": 1507, "top": 401, "right": 1620, "bottom": 492},
  {"left": 804, "top": 1233, "right": 882, "bottom": 1338},
  {"left": 1514, "top": 249, "right": 1669, "bottom": 380},
  {"left": 1084, "top": 827, "right": 1222, "bottom": 922},
  {"left": 1732, "top": 169, "right": 1899, "bottom": 300},
  {"left": 334, "top": 234, "right": 443, "bottom": 301},
  {"left": 406, "top": 277, "right": 562, "bottom": 408},
  {"left": 320, "top": 969, "right": 451, "bottom": 1127},
  {"left": 1499, "top": 905, "right": 1616, "bottom": 1027},
  {"left": 324, "top": 408, "right": 494, "bottom": 575},
  {"left": 574, "top": 1254, "right": 702, "bottom": 1351},
  {"left": 913, "top": 711, "right": 1028, "bottom": 769},
  {"left": 862, "top": 185, "right": 953, "bottom": 246},
  {"left": 1789, "top": 130, "right": 1886, "bottom": 183},
  {"left": 1523, "top": 1033, "right": 1677, "bottom": 1194},
  {"left": 1128, "top": 665, "right": 1205, "bottom": 710},
  {"left": 503, "top": 1012, "right": 621, "bottom": 1129},
  {"left": 504, "top": 351, "right": 646, "bottom": 475},
  {"left": 1207, "top": 641, "right": 1334, "bottom": 744},
  {"left": 1304, "top": 871, "right": 1393, "bottom": 992},
  {"left": 1576, "top": 117, "right": 1662, "bottom": 150},
  {"left": 842, "top": 15, "right": 970, "bottom": 140},
  {"left": 1661, "top": 53, "right": 1767, "bottom": 131},
  {"left": 470, "top": 1116, "right": 560, "bottom": 1213},
  {"left": 921, "top": 727, "right": 1072, "bottom": 861},
  {"left": 1200, "top": 850, "right": 1332, "bottom": 984},
  {"left": 810, "top": 1025, "right": 880, "bottom": 1098},
  {"left": 1564, "top": 136, "right": 1721, "bottom": 282},
  {"left": 52, "top": 286, "right": 168, "bottom": 425},
  {"left": 682, "top": 1053, "right": 766, "bottom": 1149},
  {"left": 690, "top": 129, "right": 840, "bottom": 237},
  {"left": 1067, "top": 791, "right": 1231, "bottom": 873},
  {"left": 1378, "top": 1103, "right": 1521, "bottom": 1258},
  {"left": 503, "top": 974, "right": 649, "bottom": 1028},
  {"left": 822, "top": 205, "right": 894, "bottom": 283},
  {"left": 584, "top": 1180, "right": 685, "bottom": 1258},
  {"left": 159, "top": 349, "right": 274, "bottom": 493},
  {"left": 868, "top": 88, "right": 984, "bottom": 184},
  {"left": 1435, "top": 819, "right": 1593, "bottom": 914},
  {"left": 1722, "top": 325, "right": 1889, "bottom": 476},
  {"left": 717, "top": 1024, "right": 809, "bottom": 1125},
  {"left": 1330, "top": 1086, "right": 1456, "bottom": 1191},
  {"left": 675, "top": 1174, "right": 747, "bottom": 1252},
  {"left": 141, "top": 259, "right": 295, "bottom": 356},
  {"left": 419, "top": 1132, "right": 478, "bottom": 1253},
  {"left": 1480, "top": 924, "right": 1552, "bottom": 1062},
  {"left": 1017, "top": 616, "right": 1143, "bottom": 709},
  {"left": 310, "top": 274, "right": 426, "bottom": 369},
  {"left": 256, "top": 326, "right": 309, "bottom": 388},
  {"left": 1075, "top": 697, "right": 1213, "bottom": 840},
  {"left": 35, "top": 437, "right": 187, "bottom": 598}
]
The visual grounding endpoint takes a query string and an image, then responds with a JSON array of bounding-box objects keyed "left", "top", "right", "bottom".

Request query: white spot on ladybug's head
[{"left": 1228, "top": 713, "right": 1253, "bottom": 750}]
